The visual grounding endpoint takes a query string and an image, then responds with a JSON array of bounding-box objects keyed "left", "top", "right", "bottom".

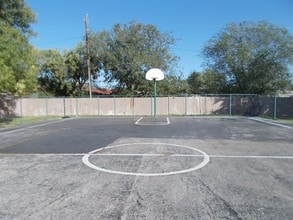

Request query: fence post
[
  {"left": 97, "top": 96, "right": 100, "bottom": 115},
  {"left": 229, "top": 94, "right": 232, "bottom": 116},
  {"left": 150, "top": 96, "right": 153, "bottom": 116},
  {"left": 63, "top": 97, "right": 66, "bottom": 117},
  {"left": 76, "top": 98, "right": 78, "bottom": 116},
  {"left": 18, "top": 97, "right": 22, "bottom": 117},
  {"left": 132, "top": 96, "right": 134, "bottom": 116},
  {"left": 69, "top": 98, "right": 72, "bottom": 116},
  {"left": 204, "top": 94, "right": 207, "bottom": 115},
  {"left": 185, "top": 95, "right": 187, "bottom": 115},
  {"left": 19, "top": 98, "right": 23, "bottom": 125},
  {"left": 45, "top": 98, "right": 48, "bottom": 117},
  {"left": 273, "top": 94, "right": 277, "bottom": 119},
  {"left": 113, "top": 95, "right": 116, "bottom": 116},
  {"left": 168, "top": 96, "right": 170, "bottom": 116}
]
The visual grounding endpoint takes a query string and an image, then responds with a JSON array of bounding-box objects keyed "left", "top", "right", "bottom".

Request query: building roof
[{"left": 91, "top": 88, "right": 112, "bottom": 95}]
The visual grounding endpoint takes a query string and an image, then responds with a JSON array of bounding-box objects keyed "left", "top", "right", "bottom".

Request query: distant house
[
  {"left": 91, "top": 88, "right": 112, "bottom": 95},
  {"left": 82, "top": 84, "right": 112, "bottom": 95}
]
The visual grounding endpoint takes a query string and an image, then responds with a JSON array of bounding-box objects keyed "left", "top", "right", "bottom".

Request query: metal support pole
[
  {"left": 150, "top": 96, "right": 153, "bottom": 116},
  {"left": 273, "top": 94, "right": 277, "bottom": 119},
  {"left": 154, "top": 78, "right": 157, "bottom": 118}
]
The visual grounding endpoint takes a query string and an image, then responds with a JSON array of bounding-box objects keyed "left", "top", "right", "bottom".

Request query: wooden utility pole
[{"left": 84, "top": 14, "right": 92, "bottom": 98}]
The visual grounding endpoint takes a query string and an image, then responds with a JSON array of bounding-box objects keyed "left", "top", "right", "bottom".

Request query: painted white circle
[{"left": 82, "top": 143, "right": 210, "bottom": 176}]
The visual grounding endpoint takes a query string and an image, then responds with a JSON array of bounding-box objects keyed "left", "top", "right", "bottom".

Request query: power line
[
  {"left": 171, "top": 47, "right": 200, "bottom": 53},
  {"left": 31, "top": 36, "right": 82, "bottom": 47}
]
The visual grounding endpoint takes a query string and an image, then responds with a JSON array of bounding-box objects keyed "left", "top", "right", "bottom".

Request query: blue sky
[{"left": 26, "top": 0, "right": 293, "bottom": 79}]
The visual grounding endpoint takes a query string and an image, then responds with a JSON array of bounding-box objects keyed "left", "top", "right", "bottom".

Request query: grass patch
[
  {"left": 0, "top": 116, "right": 61, "bottom": 129},
  {"left": 276, "top": 118, "right": 293, "bottom": 124}
]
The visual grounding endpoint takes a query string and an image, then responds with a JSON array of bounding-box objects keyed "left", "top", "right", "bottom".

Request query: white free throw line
[
  {"left": 91, "top": 153, "right": 199, "bottom": 157},
  {"left": 135, "top": 117, "right": 170, "bottom": 125}
]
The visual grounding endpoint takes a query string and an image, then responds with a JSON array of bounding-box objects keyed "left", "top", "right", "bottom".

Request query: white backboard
[{"left": 146, "top": 68, "right": 164, "bottom": 81}]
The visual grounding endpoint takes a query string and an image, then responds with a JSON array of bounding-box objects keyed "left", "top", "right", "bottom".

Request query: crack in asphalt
[{"left": 198, "top": 179, "right": 243, "bottom": 220}]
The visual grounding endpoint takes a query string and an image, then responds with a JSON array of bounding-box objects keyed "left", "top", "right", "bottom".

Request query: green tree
[
  {"left": 290, "top": 80, "right": 293, "bottom": 90},
  {"left": 92, "top": 21, "right": 178, "bottom": 95},
  {"left": 187, "top": 70, "right": 225, "bottom": 94},
  {"left": 0, "top": 0, "right": 37, "bottom": 95},
  {"left": 157, "top": 73, "right": 189, "bottom": 96},
  {"left": 202, "top": 21, "right": 293, "bottom": 94},
  {"left": 187, "top": 71, "right": 203, "bottom": 94},
  {"left": 64, "top": 43, "right": 101, "bottom": 96},
  {"left": 201, "top": 69, "right": 226, "bottom": 93},
  {"left": 37, "top": 50, "right": 73, "bottom": 96},
  {"left": 0, "top": 0, "right": 36, "bottom": 34}
]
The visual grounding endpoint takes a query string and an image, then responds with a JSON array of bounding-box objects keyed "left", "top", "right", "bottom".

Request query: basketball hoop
[{"left": 146, "top": 68, "right": 164, "bottom": 118}]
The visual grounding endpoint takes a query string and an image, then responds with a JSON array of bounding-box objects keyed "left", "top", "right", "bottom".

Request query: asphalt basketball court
[{"left": 0, "top": 116, "right": 292, "bottom": 219}]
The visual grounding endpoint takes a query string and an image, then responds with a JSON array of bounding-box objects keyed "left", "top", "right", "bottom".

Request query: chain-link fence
[{"left": 1, "top": 94, "right": 293, "bottom": 120}]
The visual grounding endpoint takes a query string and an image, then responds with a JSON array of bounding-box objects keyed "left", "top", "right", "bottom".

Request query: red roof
[{"left": 91, "top": 88, "right": 112, "bottom": 95}]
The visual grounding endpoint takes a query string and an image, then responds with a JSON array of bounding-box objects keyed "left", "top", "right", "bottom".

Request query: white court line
[
  {"left": 1, "top": 153, "right": 292, "bottom": 159},
  {"left": 91, "top": 153, "right": 198, "bottom": 157},
  {"left": 209, "top": 155, "right": 293, "bottom": 159},
  {"left": 0, "top": 118, "right": 72, "bottom": 135},
  {"left": 135, "top": 117, "right": 170, "bottom": 125},
  {"left": 250, "top": 117, "right": 292, "bottom": 129},
  {"left": 166, "top": 117, "right": 170, "bottom": 124},
  {"left": 82, "top": 142, "right": 210, "bottom": 176},
  {"left": 88, "top": 153, "right": 293, "bottom": 159},
  {"left": 0, "top": 153, "right": 86, "bottom": 156},
  {"left": 135, "top": 117, "right": 143, "bottom": 125}
]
